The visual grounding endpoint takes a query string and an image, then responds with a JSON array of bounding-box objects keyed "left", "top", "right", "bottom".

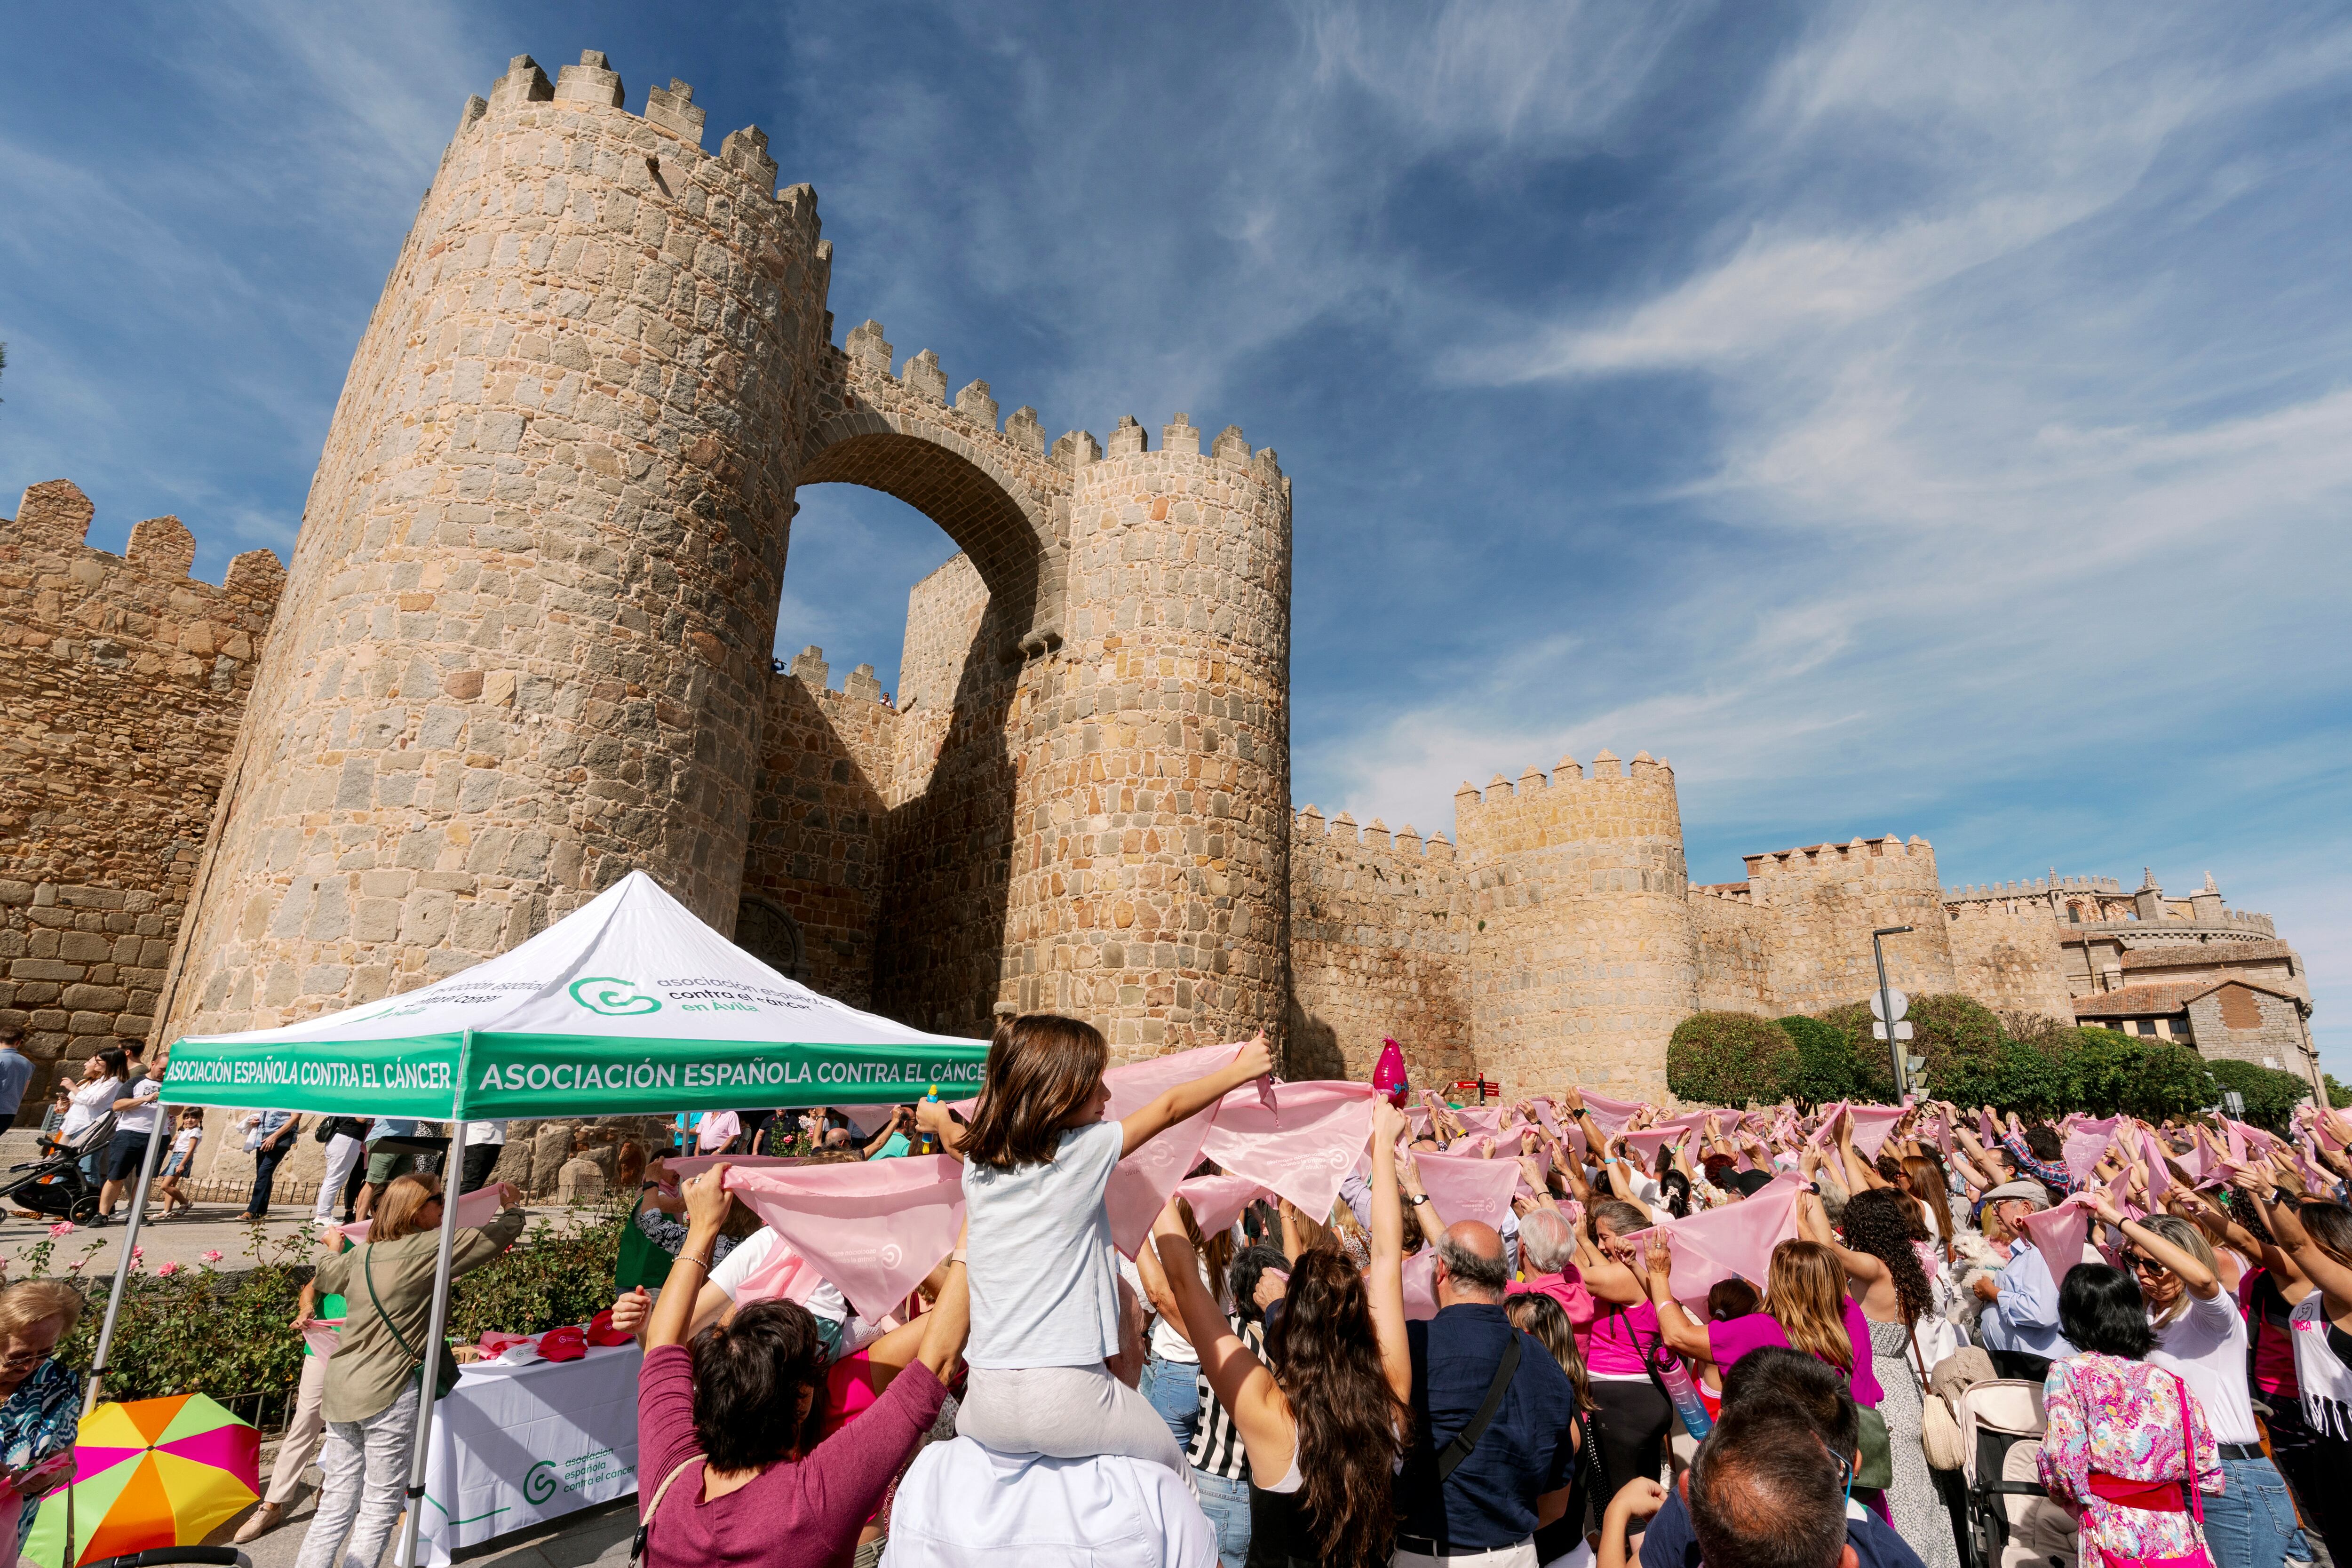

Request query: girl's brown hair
[
  {"left": 372, "top": 1173, "right": 445, "bottom": 1242},
  {"left": 1504, "top": 1291, "right": 1595, "bottom": 1410},
  {"left": 1764, "top": 1239, "right": 1853, "bottom": 1372},
  {"left": 1175, "top": 1196, "right": 1238, "bottom": 1311},
  {"left": 960, "top": 1014, "right": 1110, "bottom": 1171},
  {"left": 1901, "top": 1154, "right": 1955, "bottom": 1260},
  {"left": 1264, "top": 1247, "right": 1408, "bottom": 1567}
]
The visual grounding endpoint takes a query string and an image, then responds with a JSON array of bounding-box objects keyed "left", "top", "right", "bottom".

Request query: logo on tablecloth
[
  {"left": 523, "top": 1461, "right": 560, "bottom": 1504},
  {"left": 569, "top": 978, "right": 663, "bottom": 1016}
]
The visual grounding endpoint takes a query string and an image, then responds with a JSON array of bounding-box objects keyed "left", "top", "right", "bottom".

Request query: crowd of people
[
  {"left": 563, "top": 1023, "right": 2352, "bottom": 1568},
  {"left": 15, "top": 1009, "right": 2348, "bottom": 1568}
]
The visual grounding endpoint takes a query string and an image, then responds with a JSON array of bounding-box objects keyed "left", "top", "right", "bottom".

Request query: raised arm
[
  {"left": 2086, "top": 1188, "right": 2217, "bottom": 1300},
  {"left": 1643, "top": 1233, "right": 1712, "bottom": 1359},
  {"left": 646, "top": 1166, "right": 733, "bottom": 1351},
  {"left": 1150, "top": 1197, "right": 1296, "bottom": 1481},
  {"left": 1121, "top": 1034, "right": 1274, "bottom": 1158},
  {"left": 1800, "top": 1190, "right": 1889, "bottom": 1293},
  {"left": 2249, "top": 1185, "right": 2352, "bottom": 1315},
  {"left": 913, "top": 1230, "right": 971, "bottom": 1381},
  {"left": 1364, "top": 1103, "right": 1412, "bottom": 1402}
]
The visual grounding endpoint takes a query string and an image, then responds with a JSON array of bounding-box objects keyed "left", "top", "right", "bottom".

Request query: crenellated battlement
[
  {"left": 457, "top": 51, "right": 790, "bottom": 207},
  {"left": 1943, "top": 874, "right": 2121, "bottom": 901},
  {"left": 1, "top": 480, "right": 286, "bottom": 612},
  {"left": 1742, "top": 834, "right": 1934, "bottom": 878},
  {"left": 1294, "top": 804, "right": 1456, "bottom": 864},
  {"left": 774, "top": 644, "right": 894, "bottom": 712}
]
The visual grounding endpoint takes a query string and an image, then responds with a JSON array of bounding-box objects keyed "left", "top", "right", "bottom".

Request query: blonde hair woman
[
  {"left": 1646, "top": 1236, "right": 1882, "bottom": 1405},
  {"left": 0, "top": 1281, "right": 82, "bottom": 1549},
  {"left": 291, "top": 1173, "right": 524, "bottom": 1568}
]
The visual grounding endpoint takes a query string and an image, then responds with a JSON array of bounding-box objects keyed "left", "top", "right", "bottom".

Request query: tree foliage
[
  {"left": 1666, "top": 1012, "right": 1797, "bottom": 1107},
  {"left": 1775, "top": 1014, "right": 1875, "bottom": 1107},
  {"left": 2202, "top": 1058, "right": 2312, "bottom": 1132}
]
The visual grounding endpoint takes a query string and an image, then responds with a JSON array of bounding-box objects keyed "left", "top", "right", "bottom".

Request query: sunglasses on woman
[{"left": 2122, "top": 1251, "right": 2169, "bottom": 1277}]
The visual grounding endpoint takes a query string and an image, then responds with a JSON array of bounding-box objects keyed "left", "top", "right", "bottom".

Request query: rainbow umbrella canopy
[{"left": 24, "top": 1394, "right": 258, "bottom": 1568}]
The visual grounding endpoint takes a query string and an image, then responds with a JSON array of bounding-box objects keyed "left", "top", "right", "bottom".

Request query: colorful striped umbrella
[{"left": 24, "top": 1394, "right": 259, "bottom": 1568}]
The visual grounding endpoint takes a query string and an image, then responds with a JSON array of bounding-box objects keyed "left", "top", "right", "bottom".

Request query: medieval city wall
[
  {"left": 155, "top": 54, "right": 833, "bottom": 1051},
  {"left": 1942, "top": 884, "right": 2089, "bottom": 1020},
  {"left": 1286, "top": 807, "right": 1472, "bottom": 1088},
  {"left": 1690, "top": 884, "right": 1773, "bottom": 1015},
  {"left": 1739, "top": 836, "right": 1956, "bottom": 1016},
  {"left": 1001, "top": 419, "right": 1292, "bottom": 1059},
  {"left": 1456, "top": 752, "right": 1696, "bottom": 1098},
  {"left": 739, "top": 647, "right": 895, "bottom": 1007},
  {"left": 0, "top": 481, "right": 285, "bottom": 1104}
]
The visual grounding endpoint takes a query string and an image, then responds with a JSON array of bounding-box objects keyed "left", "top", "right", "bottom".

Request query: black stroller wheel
[{"left": 68, "top": 1193, "right": 100, "bottom": 1225}]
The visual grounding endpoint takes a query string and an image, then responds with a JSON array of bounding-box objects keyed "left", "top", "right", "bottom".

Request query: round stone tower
[
  {"left": 158, "top": 53, "right": 830, "bottom": 1039},
  {"left": 1456, "top": 751, "right": 1700, "bottom": 1096},
  {"left": 1003, "top": 416, "right": 1292, "bottom": 1060}
]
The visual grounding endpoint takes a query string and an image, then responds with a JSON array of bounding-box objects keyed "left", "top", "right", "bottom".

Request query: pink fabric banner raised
[
  {"left": 725, "top": 1155, "right": 964, "bottom": 1321},
  {"left": 1200, "top": 1079, "right": 1379, "bottom": 1224},
  {"left": 1578, "top": 1092, "right": 1646, "bottom": 1138},
  {"left": 1635, "top": 1174, "right": 1804, "bottom": 1303},
  {"left": 1410, "top": 1149, "right": 1522, "bottom": 1232},
  {"left": 1175, "top": 1172, "right": 1269, "bottom": 1238}
]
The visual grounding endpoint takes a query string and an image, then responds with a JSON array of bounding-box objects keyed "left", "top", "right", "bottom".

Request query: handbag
[
  {"left": 1855, "top": 1405, "right": 1895, "bottom": 1490},
  {"left": 364, "top": 1245, "right": 460, "bottom": 1401},
  {"left": 1909, "top": 1322, "right": 1966, "bottom": 1471}
]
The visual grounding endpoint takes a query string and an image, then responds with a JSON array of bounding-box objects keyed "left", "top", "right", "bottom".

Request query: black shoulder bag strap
[{"left": 1436, "top": 1333, "right": 1522, "bottom": 1481}]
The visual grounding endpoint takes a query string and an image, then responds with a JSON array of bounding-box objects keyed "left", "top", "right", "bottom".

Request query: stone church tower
[{"left": 153, "top": 51, "right": 1294, "bottom": 1062}]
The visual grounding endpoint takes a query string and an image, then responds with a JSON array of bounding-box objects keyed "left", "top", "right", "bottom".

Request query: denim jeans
[
  {"left": 1140, "top": 1353, "right": 1201, "bottom": 1451},
  {"left": 2200, "top": 1455, "right": 2306, "bottom": 1568},
  {"left": 1192, "top": 1468, "right": 1252, "bottom": 1568}
]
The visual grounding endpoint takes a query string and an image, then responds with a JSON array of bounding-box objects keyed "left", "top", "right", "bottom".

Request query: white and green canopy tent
[{"left": 93, "top": 869, "right": 987, "bottom": 1568}]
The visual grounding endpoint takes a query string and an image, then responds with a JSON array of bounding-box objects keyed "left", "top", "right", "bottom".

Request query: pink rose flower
[
  {"left": 200, "top": 1250, "right": 224, "bottom": 1264},
  {"left": 47, "top": 1223, "right": 72, "bottom": 1238},
  {"left": 156, "top": 1262, "right": 181, "bottom": 1278}
]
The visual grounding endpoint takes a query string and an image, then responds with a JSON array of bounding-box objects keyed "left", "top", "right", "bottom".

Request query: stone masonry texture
[{"left": 3, "top": 47, "right": 2318, "bottom": 1140}]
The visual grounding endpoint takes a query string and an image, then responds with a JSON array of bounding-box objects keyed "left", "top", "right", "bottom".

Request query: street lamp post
[{"left": 1873, "top": 926, "right": 1913, "bottom": 1097}]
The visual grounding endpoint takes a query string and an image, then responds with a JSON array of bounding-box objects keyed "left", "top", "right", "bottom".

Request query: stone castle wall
[
  {"left": 8, "top": 45, "right": 2319, "bottom": 1135},
  {"left": 1287, "top": 807, "right": 1470, "bottom": 1089},
  {"left": 740, "top": 647, "right": 895, "bottom": 1007},
  {"left": 0, "top": 481, "right": 285, "bottom": 1104},
  {"left": 1945, "top": 898, "right": 2078, "bottom": 1019},
  {"left": 155, "top": 54, "right": 834, "bottom": 1051},
  {"left": 1739, "top": 836, "right": 1957, "bottom": 1014},
  {"left": 1001, "top": 419, "right": 1293, "bottom": 1059},
  {"left": 1456, "top": 752, "right": 1696, "bottom": 1098}
]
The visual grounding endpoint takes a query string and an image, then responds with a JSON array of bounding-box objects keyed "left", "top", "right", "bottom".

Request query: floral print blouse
[
  {"left": 2038, "top": 1352, "right": 2223, "bottom": 1568},
  {"left": 0, "top": 1357, "right": 83, "bottom": 1545}
]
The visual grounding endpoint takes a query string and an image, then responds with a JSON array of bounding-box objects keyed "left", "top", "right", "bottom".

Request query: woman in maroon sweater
[{"left": 635, "top": 1164, "right": 969, "bottom": 1568}]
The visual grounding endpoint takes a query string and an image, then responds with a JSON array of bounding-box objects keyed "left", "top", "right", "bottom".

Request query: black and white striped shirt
[{"left": 1187, "top": 1316, "right": 1263, "bottom": 1480}]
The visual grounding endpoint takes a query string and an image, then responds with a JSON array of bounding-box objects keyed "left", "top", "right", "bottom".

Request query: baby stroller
[
  {"left": 1957, "top": 1377, "right": 2078, "bottom": 1568},
  {"left": 0, "top": 1112, "right": 116, "bottom": 1224}
]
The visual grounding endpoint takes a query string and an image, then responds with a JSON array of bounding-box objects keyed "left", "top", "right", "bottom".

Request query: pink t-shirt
[
  {"left": 1703, "top": 1296, "right": 1883, "bottom": 1406},
  {"left": 1586, "top": 1299, "right": 1662, "bottom": 1376},
  {"left": 1506, "top": 1270, "right": 1597, "bottom": 1338}
]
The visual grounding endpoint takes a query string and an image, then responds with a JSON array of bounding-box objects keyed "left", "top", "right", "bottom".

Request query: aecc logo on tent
[{"left": 568, "top": 977, "right": 662, "bottom": 1016}]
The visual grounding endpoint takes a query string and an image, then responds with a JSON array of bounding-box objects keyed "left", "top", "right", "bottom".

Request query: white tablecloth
[{"left": 419, "top": 1342, "right": 643, "bottom": 1564}]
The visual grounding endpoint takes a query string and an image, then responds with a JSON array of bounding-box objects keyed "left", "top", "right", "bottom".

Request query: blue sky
[{"left": 4, "top": 2, "right": 2348, "bottom": 1074}]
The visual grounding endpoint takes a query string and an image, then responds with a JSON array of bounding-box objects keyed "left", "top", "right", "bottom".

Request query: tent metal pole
[
  {"left": 396, "top": 1032, "right": 471, "bottom": 1568},
  {"left": 83, "top": 1106, "right": 171, "bottom": 1416}
]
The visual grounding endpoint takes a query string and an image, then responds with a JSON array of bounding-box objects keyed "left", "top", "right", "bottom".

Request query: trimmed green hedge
[
  {"left": 1666, "top": 1013, "right": 1798, "bottom": 1107},
  {"left": 1667, "top": 1005, "right": 2304, "bottom": 1122}
]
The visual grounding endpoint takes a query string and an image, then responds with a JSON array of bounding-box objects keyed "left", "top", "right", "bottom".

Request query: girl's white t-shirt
[
  {"left": 171, "top": 1128, "right": 200, "bottom": 1156},
  {"left": 962, "top": 1119, "right": 1125, "bottom": 1370}
]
